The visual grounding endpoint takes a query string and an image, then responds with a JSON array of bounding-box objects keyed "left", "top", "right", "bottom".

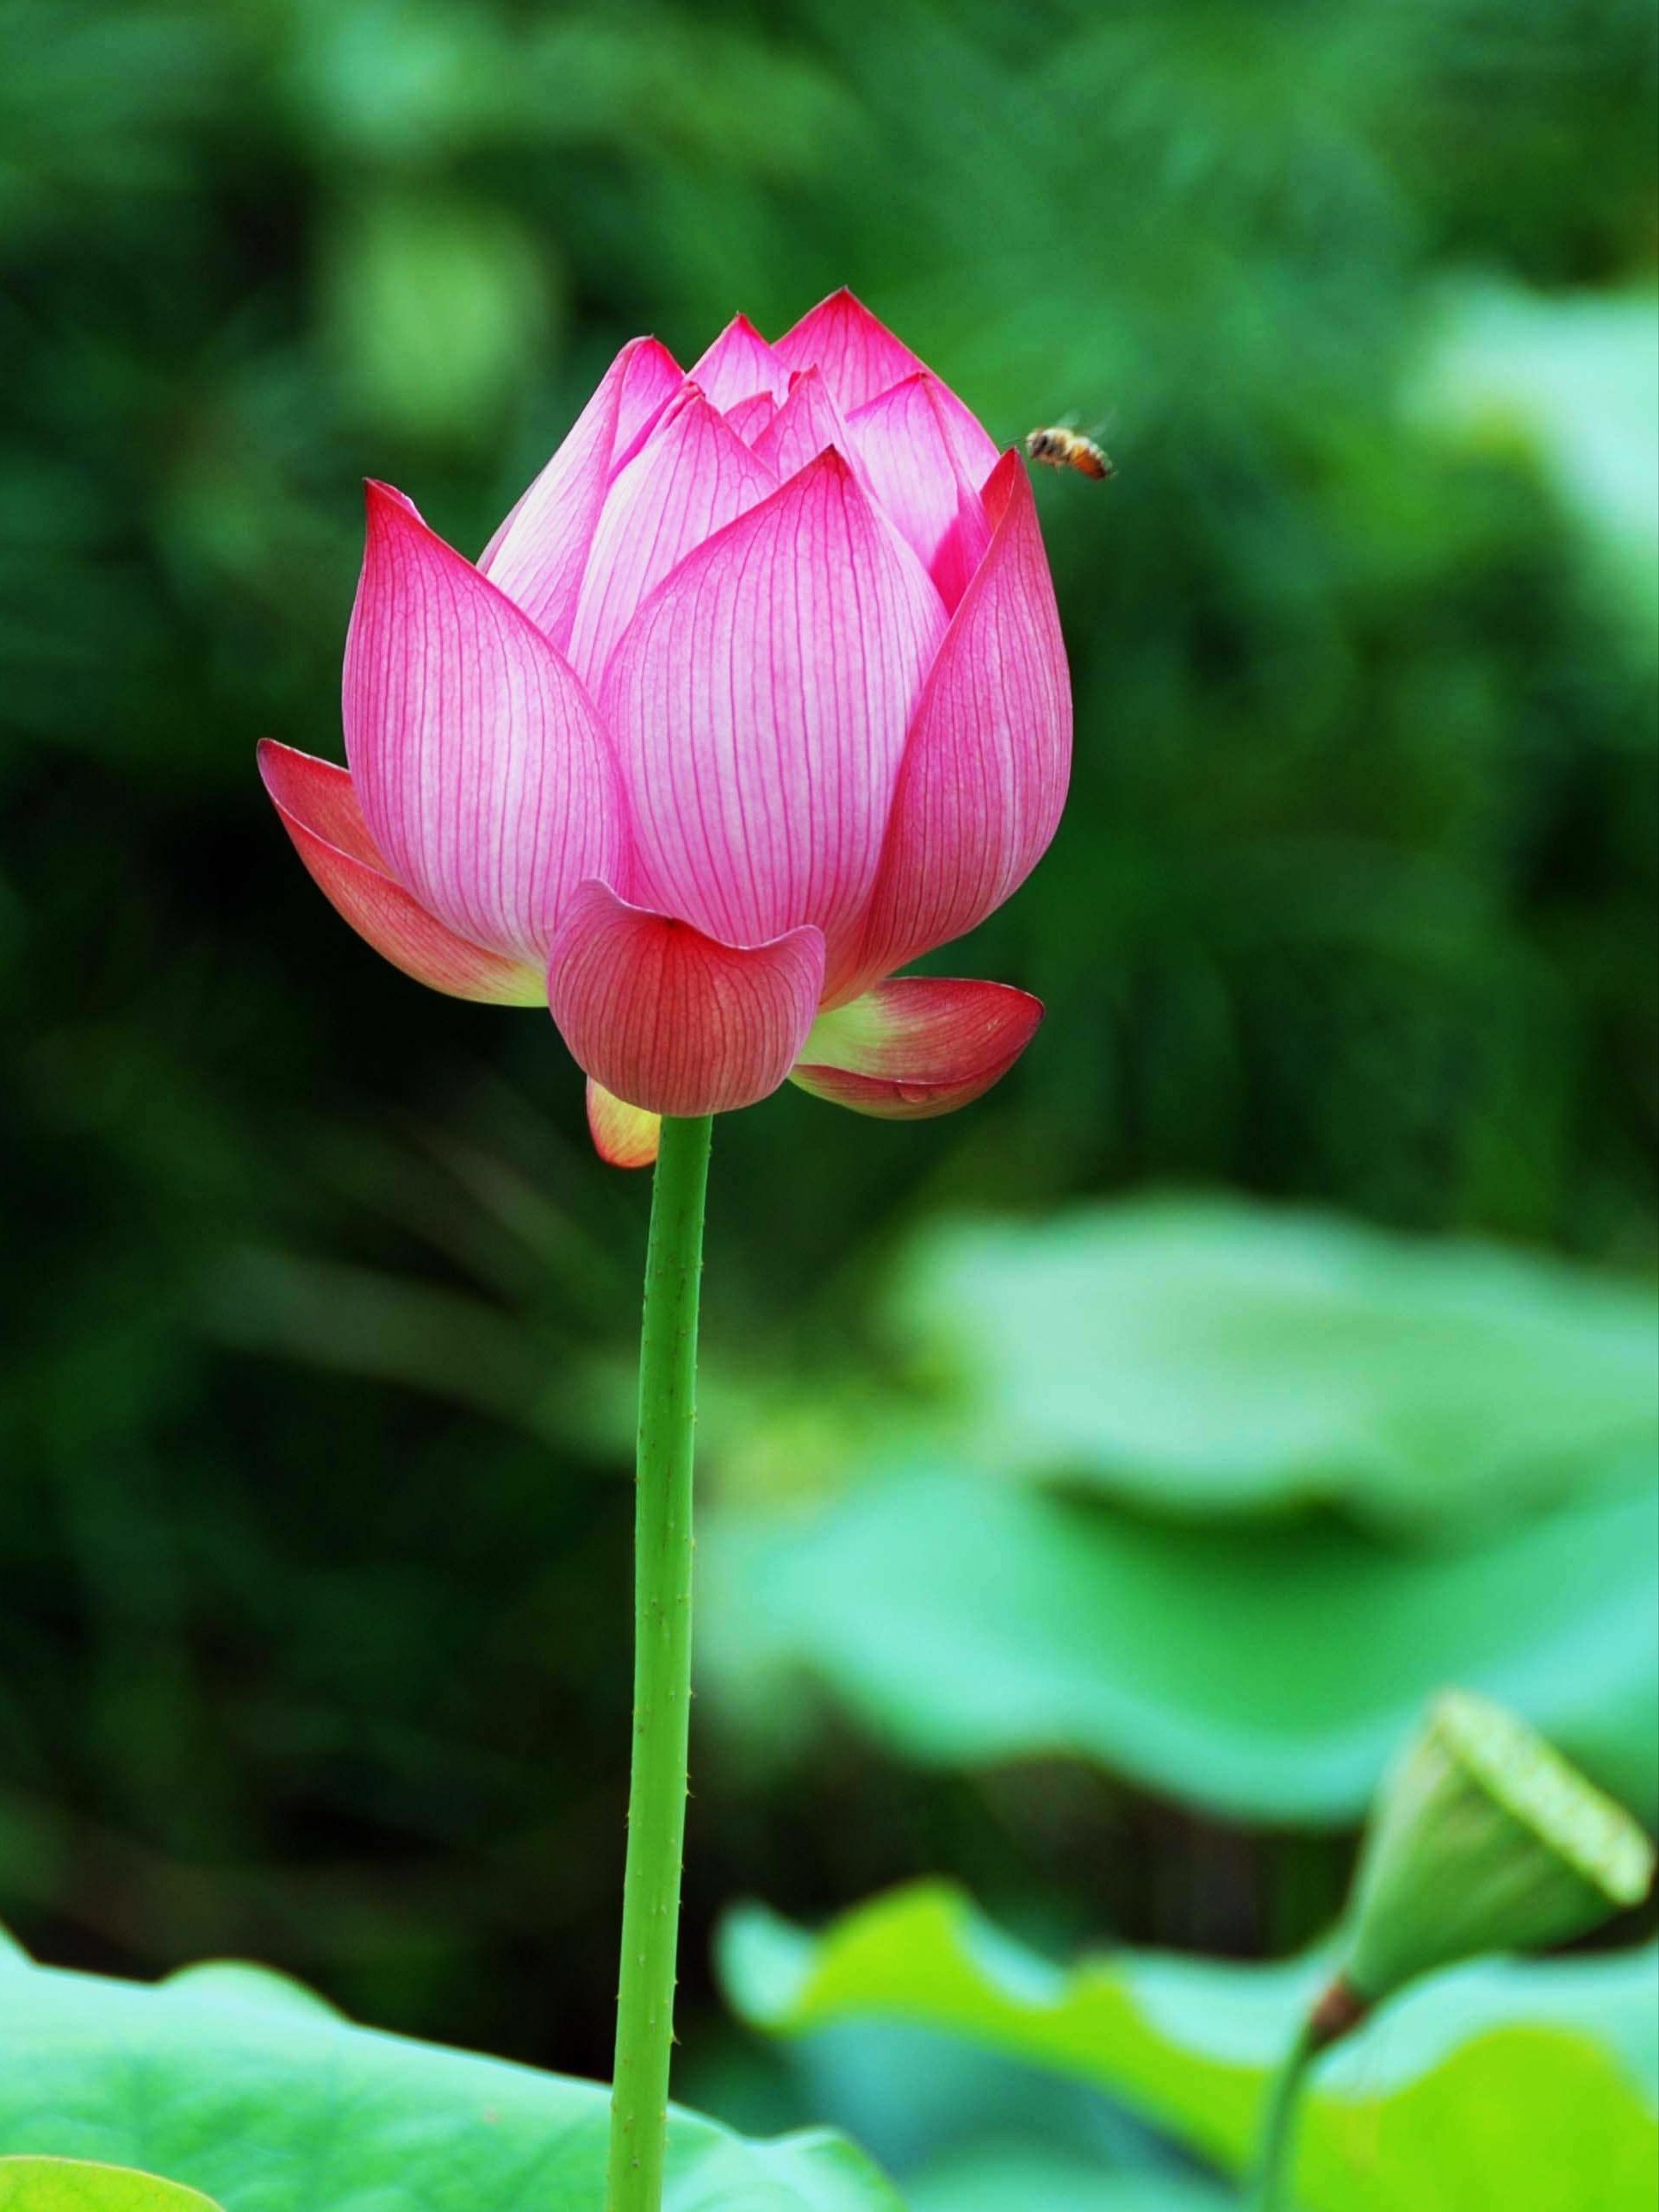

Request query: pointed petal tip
[
  {"left": 345, "top": 485, "right": 623, "bottom": 968},
  {"left": 983, "top": 445, "right": 1030, "bottom": 517},
  {"left": 258, "top": 737, "right": 382, "bottom": 867},
  {"left": 261, "top": 740, "right": 545, "bottom": 1006},
  {"left": 363, "top": 477, "right": 417, "bottom": 518}
]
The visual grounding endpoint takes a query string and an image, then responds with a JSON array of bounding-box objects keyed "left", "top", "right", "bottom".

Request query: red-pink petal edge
[{"left": 790, "top": 974, "right": 1043, "bottom": 1119}]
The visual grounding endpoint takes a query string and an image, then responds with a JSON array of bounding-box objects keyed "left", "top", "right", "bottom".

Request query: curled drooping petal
[
  {"left": 345, "top": 483, "right": 623, "bottom": 968},
  {"left": 258, "top": 741, "right": 544, "bottom": 1003},
  {"left": 791, "top": 976, "right": 1043, "bottom": 1118},
  {"left": 480, "top": 337, "right": 682, "bottom": 646},
  {"left": 549, "top": 881, "right": 824, "bottom": 1116},
  {"left": 843, "top": 453, "right": 1071, "bottom": 1003},
  {"left": 601, "top": 450, "right": 945, "bottom": 987}
]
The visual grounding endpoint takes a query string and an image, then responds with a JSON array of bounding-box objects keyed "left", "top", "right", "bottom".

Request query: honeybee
[{"left": 1024, "top": 425, "right": 1115, "bottom": 480}]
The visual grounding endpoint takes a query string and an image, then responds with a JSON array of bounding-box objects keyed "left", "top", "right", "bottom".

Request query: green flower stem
[
  {"left": 1247, "top": 2020, "right": 1318, "bottom": 2212},
  {"left": 1248, "top": 1975, "right": 1367, "bottom": 2212},
  {"left": 606, "top": 1112, "right": 713, "bottom": 2212}
]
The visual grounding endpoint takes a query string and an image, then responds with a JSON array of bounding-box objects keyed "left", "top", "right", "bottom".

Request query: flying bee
[{"left": 1024, "top": 425, "right": 1115, "bottom": 480}]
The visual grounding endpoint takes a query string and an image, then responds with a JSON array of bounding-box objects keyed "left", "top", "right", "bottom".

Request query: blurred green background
[{"left": 3, "top": 0, "right": 1656, "bottom": 2202}]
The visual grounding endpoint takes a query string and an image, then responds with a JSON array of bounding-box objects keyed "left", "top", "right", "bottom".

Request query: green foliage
[
  {"left": 720, "top": 1883, "right": 1659, "bottom": 2209},
  {"left": 908, "top": 2153, "right": 1226, "bottom": 2212},
  {"left": 888, "top": 1198, "right": 1659, "bottom": 1525},
  {"left": 2, "top": 0, "right": 1655, "bottom": 2196},
  {"left": 0, "top": 1942, "right": 898, "bottom": 2212},
  {"left": 1420, "top": 284, "right": 1659, "bottom": 649},
  {"left": 0, "top": 2162, "right": 221, "bottom": 2212},
  {"left": 702, "top": 1461, "right": 1657, "bottom": 1824}
]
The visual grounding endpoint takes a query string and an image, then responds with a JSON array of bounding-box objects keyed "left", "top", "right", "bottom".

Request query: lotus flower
[{"left": 259, "top": 291, "right": 1071, "bottom": 1165}]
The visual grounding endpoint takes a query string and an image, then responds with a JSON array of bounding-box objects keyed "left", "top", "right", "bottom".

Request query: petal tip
[{"left": 363, "top": 478, "right": 422, "bottom": 533}]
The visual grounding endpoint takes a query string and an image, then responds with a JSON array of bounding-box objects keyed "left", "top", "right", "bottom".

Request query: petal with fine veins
[
  {"left": 345, "top": 482, "right": 623, "bottom": 968},
  {"left": 587, "top": 1078, "right": 661, "bottom": 1168},
  {"left": 479, "top": 336, "right": 681, "bottom": 648},
  {"left": 842, "top": 452, "right": 1071, "bottom": 1001},
  {"left": 601, "top": 450, "right": 945, "bottom": 986},
  {"left": 751, "top": 368, "right": 855, "bottom": 483},
  {"left": 565, "top": 388, "right": 777, "bottom": 690},
  {"left": 847, "top": 372, "right": 997, "bottom": 608},
  {"left": 258, "top": 740, "right": 544, "bottom": 1003},
  {"left": 687, "top": 313, "right": 792, "bottom": 411},
  {"left": 791, "top": 975, "right": 1043, "bottom": 1118},
  {"left": 549, "top": 881, "right": 824, "bottom": 1117},
  {"left": 724, "top": 392, "right": 779, "bottom": 447},
  {"left": 774, "top": 288, "right": 929, "bottom": 414}
]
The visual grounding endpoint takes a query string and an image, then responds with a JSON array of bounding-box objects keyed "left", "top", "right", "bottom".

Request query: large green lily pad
[
  {"left": 890, "top": 1200, "right": 1659, "bottom": 1527},
  {"left": 0, "top": 2164, "right": 222, "bottom": 2212},
  {"left": 702, "top": 1464, "right": 1658, "bottom": 1824},
  {"left": 0, "top": 1944, "right": 898, "bottom": 2212},
  {"left": 721, "top": 1883, "right": 1659, "bottom": 2212}
]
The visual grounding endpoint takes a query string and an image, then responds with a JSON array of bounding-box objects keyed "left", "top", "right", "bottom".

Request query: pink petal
[
  {"left": 600, "top": 450, "right": 946, "bottom": 985},
  {"left": 841, "top": 452, "right": 1071, "bottom": 1001},
  {"left": 791, "top": 975, "right": 1043, "bottom": 1118},
  {"left": 548, "top": 880, "right": 824, "bottom": 1117},
  {"left": 774, "top": 289, "right": 928, "bottom": 414},
  {"left": 687, "top": 313, "right": 792, "bottom": 412},
  {"left": 587, "top": 1078, "right": 661, "bottom": 1168},
  {"left": 258, "top": 733, "right": 382, "bottom": 866},
  {"left": 724, "top": 393, "right": 779, "bottom": 447},
  {"left": 258, "top": 740, "right": 544, "bottom": 1003},
  {"left": 565, "top": 388, "right": 777, "bottom": 689},
  {"left": 751, "top": 368, "right": 854, "bottom": 483},
  {"left": 479, "top": 337, "right": 681, "bottom": 648},
  {"left": 345, "top": 482, "right": 623, "bottom": 968},
  {"left": 847, "top": 372, "right": 998, "bottom": 609}
]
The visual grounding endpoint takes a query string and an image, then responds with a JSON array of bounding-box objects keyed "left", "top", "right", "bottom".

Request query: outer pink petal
[
  {"left": 548, "top": 880, "right": 825, "bottom": 1116},
  {"left": 840, "top": 452, "right": 1071, "bottom": 1002},
  {"left": 479, "top": 337, "right": 681, "bottom": 648},
  {"left": 847, "top": 372, "right": 997, "bottom": 609},
  {"left": 345, "top": 482, "right": 623, "bottom": 968},
  {"left": 600, "top": 450, "right": 946, "bottom": 982},
  {"left": 565, "top": 388, "right": 777, "bottom": 690},
  {"left": 751, "top": 367, "right": 855, "bottom": 483},
  {"left": 587, "top": 1078, "right": 661, "bottom": 1168},
  {"left": 258, "top": 732, "right": 382, "bottom": 865},
  {"left": 774, "top": 289, "right": 928, "bottom": 413},
  {"left": 790, "top": 975, "right": 1043, "bottom": 1118},
  {"left": 724, "top": 393, "right": 779, "bottom": 447},
  {"left": 258, "top": 740, "right": 544, "bottom": 1003},
  {"left": 687, "top": 313, "right": 792, "bottom": 411}
]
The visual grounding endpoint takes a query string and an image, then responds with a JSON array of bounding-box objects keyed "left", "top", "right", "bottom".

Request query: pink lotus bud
[{"left": 259, "top": 294, "right": 1072, "bottom": 1164}]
